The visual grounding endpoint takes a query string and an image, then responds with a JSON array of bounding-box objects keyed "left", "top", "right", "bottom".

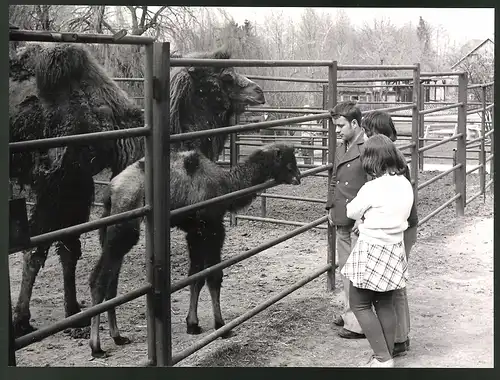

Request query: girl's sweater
[{"left": 346, "top": 173, "right": 414, "bottom": 245}]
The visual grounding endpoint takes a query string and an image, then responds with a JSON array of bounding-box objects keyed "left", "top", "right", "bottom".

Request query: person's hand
[{"left": 352, "top": 219, "right": 363, "bottom": 236}]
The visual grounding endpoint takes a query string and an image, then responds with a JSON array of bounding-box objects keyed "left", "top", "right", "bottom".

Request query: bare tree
[{"left": 450, "top": 45, "right": 494, "bottom": 132}]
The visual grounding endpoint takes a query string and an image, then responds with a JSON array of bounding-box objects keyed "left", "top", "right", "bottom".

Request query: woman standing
[{"left": 361, "top": 111, "right": 418, "bottom": 357}]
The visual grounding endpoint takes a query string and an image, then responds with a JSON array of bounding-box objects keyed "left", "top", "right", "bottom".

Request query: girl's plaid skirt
[{"left": 340, "top": 239, "right": 408, "bottom": 292}]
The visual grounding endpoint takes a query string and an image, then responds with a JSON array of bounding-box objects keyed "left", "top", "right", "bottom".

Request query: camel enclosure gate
[{"left": 8, "top": 29, "right": 493, "bottom": 367}]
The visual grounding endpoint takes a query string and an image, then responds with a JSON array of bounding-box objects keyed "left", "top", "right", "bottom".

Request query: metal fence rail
[
  {"left": 172, "top": 261, "right": 332, "bottom": 364},
  {"left": 418, "top": 194, "right": 462, "bottom": 226}
]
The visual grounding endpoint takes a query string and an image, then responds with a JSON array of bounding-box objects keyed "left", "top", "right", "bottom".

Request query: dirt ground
[{"left": 9, "top": 168, "right": 493, "bottom": 368}]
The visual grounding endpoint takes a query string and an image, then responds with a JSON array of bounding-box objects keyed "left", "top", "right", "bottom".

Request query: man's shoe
[
  {"left": 392, "top": 338, "right": 410, "bottom": 357},
  {"left": 333, "top": 315, "right": 344, "bottom": 327},
  {"left": 338, "top": 327, "right": 366, "bottom": 339}
]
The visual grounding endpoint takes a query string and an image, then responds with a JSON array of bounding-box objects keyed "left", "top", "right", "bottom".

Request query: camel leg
[
  {"left": 56, "top": 239, "right": 90, "bottom": 324},
  {"left": 88, "top": 251, "right": 113, "bottom": 358},
  {"left": 204, "top": 220, "right": 234, "bottom": 338},
  {"left": 89, "top": 221, "right": 139, "bottom": 357},
  {"left": 106, "top": 256, "right": 131, "bottom": 346},
  {"left": 12, "top": 244, "right": 50, "bottom": 337},
  {"left": 185, "top": 226, "right": 206, "bottom": 335}
]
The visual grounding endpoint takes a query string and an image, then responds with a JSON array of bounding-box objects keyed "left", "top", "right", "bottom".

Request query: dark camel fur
[
  {"left": 89, "top": 144, "right": 301, "bottom": 357},
  {"left": 9, "top": 43, "right": 265, "bottom": 338}
]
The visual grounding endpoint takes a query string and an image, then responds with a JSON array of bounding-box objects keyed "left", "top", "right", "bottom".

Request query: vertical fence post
[
  {"left": 229, "top": 115, "right": 238, "bottom": 226},
  {"left": 152, "top": 42, "right": 172, "bottom": 367},
  {"left": 453, "top": 148, "right": 457, "bottom": 188},
  {"left": 260, "top": 190, "right": 267, "bottom": 218},
  {"left": 411, "top": 64, "right": 421, "bottom": 206},
  {"left": 326, "top": 61, "right": 337, "bottom": 291},
  {"left": 480, "top": 85, "right": 486, "bottom": 201},
  {"left": 236, "top": 115, "right": 241, "bottom": 164},
  {"left": 418, "top": 82, "right": 425, "bottom": 171},
  {"left": 455, "top": 72, "right": 468, "bottom": 216},
  {"left": 143, "top": 42, "right": 156, "bottom": 367},
  {"left": 322, "top": 85, "right": 328, "bottom": 165}
]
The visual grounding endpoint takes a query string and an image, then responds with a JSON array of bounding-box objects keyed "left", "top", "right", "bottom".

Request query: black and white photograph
[{"left": 7, "top": 5, "right": 494, "bottom": 368}]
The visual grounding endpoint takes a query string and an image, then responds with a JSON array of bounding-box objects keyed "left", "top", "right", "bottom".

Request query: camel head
[
  {"left": 218, "top": 67, "right": 266, "bottom": 107},
  {"left": 184, "top": 45, "right": 266, "bottom": 110},
  {"left": 256, "top": 144, "right": 301, "bottom": 186}
]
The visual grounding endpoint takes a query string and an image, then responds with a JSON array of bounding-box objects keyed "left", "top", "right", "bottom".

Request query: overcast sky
[{"left": 220, "top": 7, "right": 495, "bottom": 45}]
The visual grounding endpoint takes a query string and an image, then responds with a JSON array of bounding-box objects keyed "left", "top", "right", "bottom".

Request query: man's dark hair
[
  {"left": 329, "top": 101, "right": 362, "bottom": 126},
  {"left": 361, "top": 134, "right": 407, "bottom": 178},
  {"left": 361, "top": 111, "right": 398, "bottom": 142}
]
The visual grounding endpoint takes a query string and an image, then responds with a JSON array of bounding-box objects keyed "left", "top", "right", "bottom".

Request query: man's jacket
[{"left": 325, "top": 133, "right": 367, "bottom": 226}]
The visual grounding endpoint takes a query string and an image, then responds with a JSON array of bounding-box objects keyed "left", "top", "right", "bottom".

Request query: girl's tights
[{"left": 349, "top": 282, "right": 396, "bottom": 362}]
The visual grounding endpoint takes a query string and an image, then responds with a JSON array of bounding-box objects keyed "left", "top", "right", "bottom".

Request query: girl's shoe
[{"left": 362, "top": 355, "right": 395, "bottom": 368}]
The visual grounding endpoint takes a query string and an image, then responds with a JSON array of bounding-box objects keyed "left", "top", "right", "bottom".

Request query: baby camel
[{"left": 89, "top": 143, "right": 301, "bottom": 357}]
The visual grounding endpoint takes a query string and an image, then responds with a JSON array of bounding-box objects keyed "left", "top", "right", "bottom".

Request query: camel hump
[
  {"left": 34, "top": 43, "right": 135, "bottom": 115},
  {"left": 35, "top": 44, "right": 93, "bottom": 98}
]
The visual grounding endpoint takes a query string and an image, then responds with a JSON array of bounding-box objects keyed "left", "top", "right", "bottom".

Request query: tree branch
[
  {"left": 95, "top": 5, "right": 105, "bottom": 34},
  {"left": 139, "top": 6, "right": 147, "bottom": 29},
  {"left": 101, "top": 18, "right": 117, "bottom": 34},
  {"left": 127, "top": 5, "right": 138, "bottom": 32},
  {"left": 144, "top": 5, "right": 167, "bottom": 31}
]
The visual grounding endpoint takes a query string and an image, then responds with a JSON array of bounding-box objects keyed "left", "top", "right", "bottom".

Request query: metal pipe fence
[
  {"left": 112, "top": 69, "right": 493, "bottom": 234},
  {"left": 8, "top": 30, "right": 165, "bottom": 367},
  {"left": 8, "top": 29, "right": 494, "bottom": 367},
  {"left": 236, "top": 74, "right": 493, "bottom": 236}
]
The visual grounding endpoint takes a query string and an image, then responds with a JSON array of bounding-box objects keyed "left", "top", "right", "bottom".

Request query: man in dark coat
[{"left": 325, "top": 101, "right": 367, "bottom": 339}]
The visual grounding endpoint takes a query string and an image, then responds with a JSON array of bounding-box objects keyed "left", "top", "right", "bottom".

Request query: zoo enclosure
[
  {"left": 111, "top": 72, "right": 494, "bottom": 228},
  {"left": 8, "top": 29, "right": 493, "bottom": 367}
]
